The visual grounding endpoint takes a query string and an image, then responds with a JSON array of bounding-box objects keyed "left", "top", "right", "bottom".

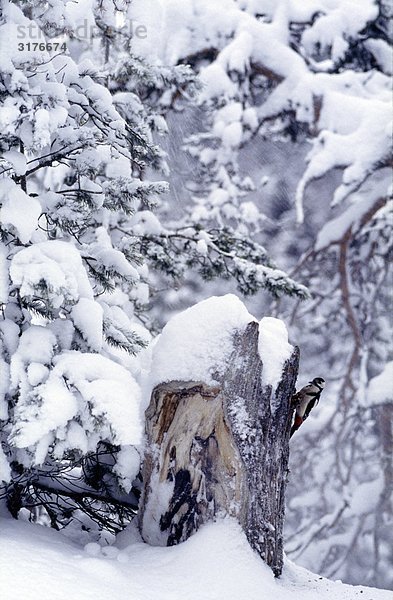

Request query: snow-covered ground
[{"left": 0, "top": 517, "right": 391, "bottom": 600}]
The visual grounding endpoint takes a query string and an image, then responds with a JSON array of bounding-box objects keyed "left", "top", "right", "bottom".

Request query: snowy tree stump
[{"left": 138, "top": 297, "right": 299, "bottom": 577}]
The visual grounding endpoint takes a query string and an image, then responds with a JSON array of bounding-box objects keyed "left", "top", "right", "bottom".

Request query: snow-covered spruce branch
[
  {"left": 1, "top": 444, "right": 140, "bottom": 532},
  {"left": 125, "top": 227, "right": 310, "bottom": 298}
]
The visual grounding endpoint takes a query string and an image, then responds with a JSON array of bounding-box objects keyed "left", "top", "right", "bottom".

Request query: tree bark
[{"left": 138, "top": 321, "right": 299, "bottom": 576}]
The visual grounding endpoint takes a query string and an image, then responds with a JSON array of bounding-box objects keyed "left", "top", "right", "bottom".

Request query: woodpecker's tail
[{"left": 290, "top": 414, "right": 303, "bottom": 438}]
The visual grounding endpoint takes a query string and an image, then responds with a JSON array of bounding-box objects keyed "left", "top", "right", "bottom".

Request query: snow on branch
[{"left": 130, "top": 0, "right": 392, "bottom": 223}]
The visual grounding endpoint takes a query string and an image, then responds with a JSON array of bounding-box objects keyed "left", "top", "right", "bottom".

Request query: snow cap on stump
[{"left": 148, "top": 294, "right": 293, "bottom": 391}]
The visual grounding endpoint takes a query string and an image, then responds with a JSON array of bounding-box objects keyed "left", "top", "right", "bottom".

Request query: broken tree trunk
[{"left": 138, "top": 317, "right": 299, "bottom": 577}]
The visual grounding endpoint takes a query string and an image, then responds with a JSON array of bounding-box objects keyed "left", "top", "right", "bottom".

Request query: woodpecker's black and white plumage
[{"left": 290, "top": 377, "right": 325, "bottom": 438}]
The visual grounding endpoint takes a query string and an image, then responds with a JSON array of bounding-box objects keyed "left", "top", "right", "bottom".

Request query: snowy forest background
[{"left": 0, "top": 0, "right": 392, "bottom": 592}]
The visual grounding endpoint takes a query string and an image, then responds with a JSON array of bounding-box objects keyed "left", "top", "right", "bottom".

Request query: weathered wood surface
[{"left": 138, "top": 321, "right": 299, "bottom": 576}]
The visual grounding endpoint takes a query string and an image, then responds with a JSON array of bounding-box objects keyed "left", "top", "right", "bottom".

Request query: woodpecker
[{"left": 290, "top": 377, "right": 325, "bottom": 438}]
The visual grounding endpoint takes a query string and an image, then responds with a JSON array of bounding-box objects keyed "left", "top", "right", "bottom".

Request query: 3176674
[{"left": 18, "top": 42, "right": 67, "bottom": 52}]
